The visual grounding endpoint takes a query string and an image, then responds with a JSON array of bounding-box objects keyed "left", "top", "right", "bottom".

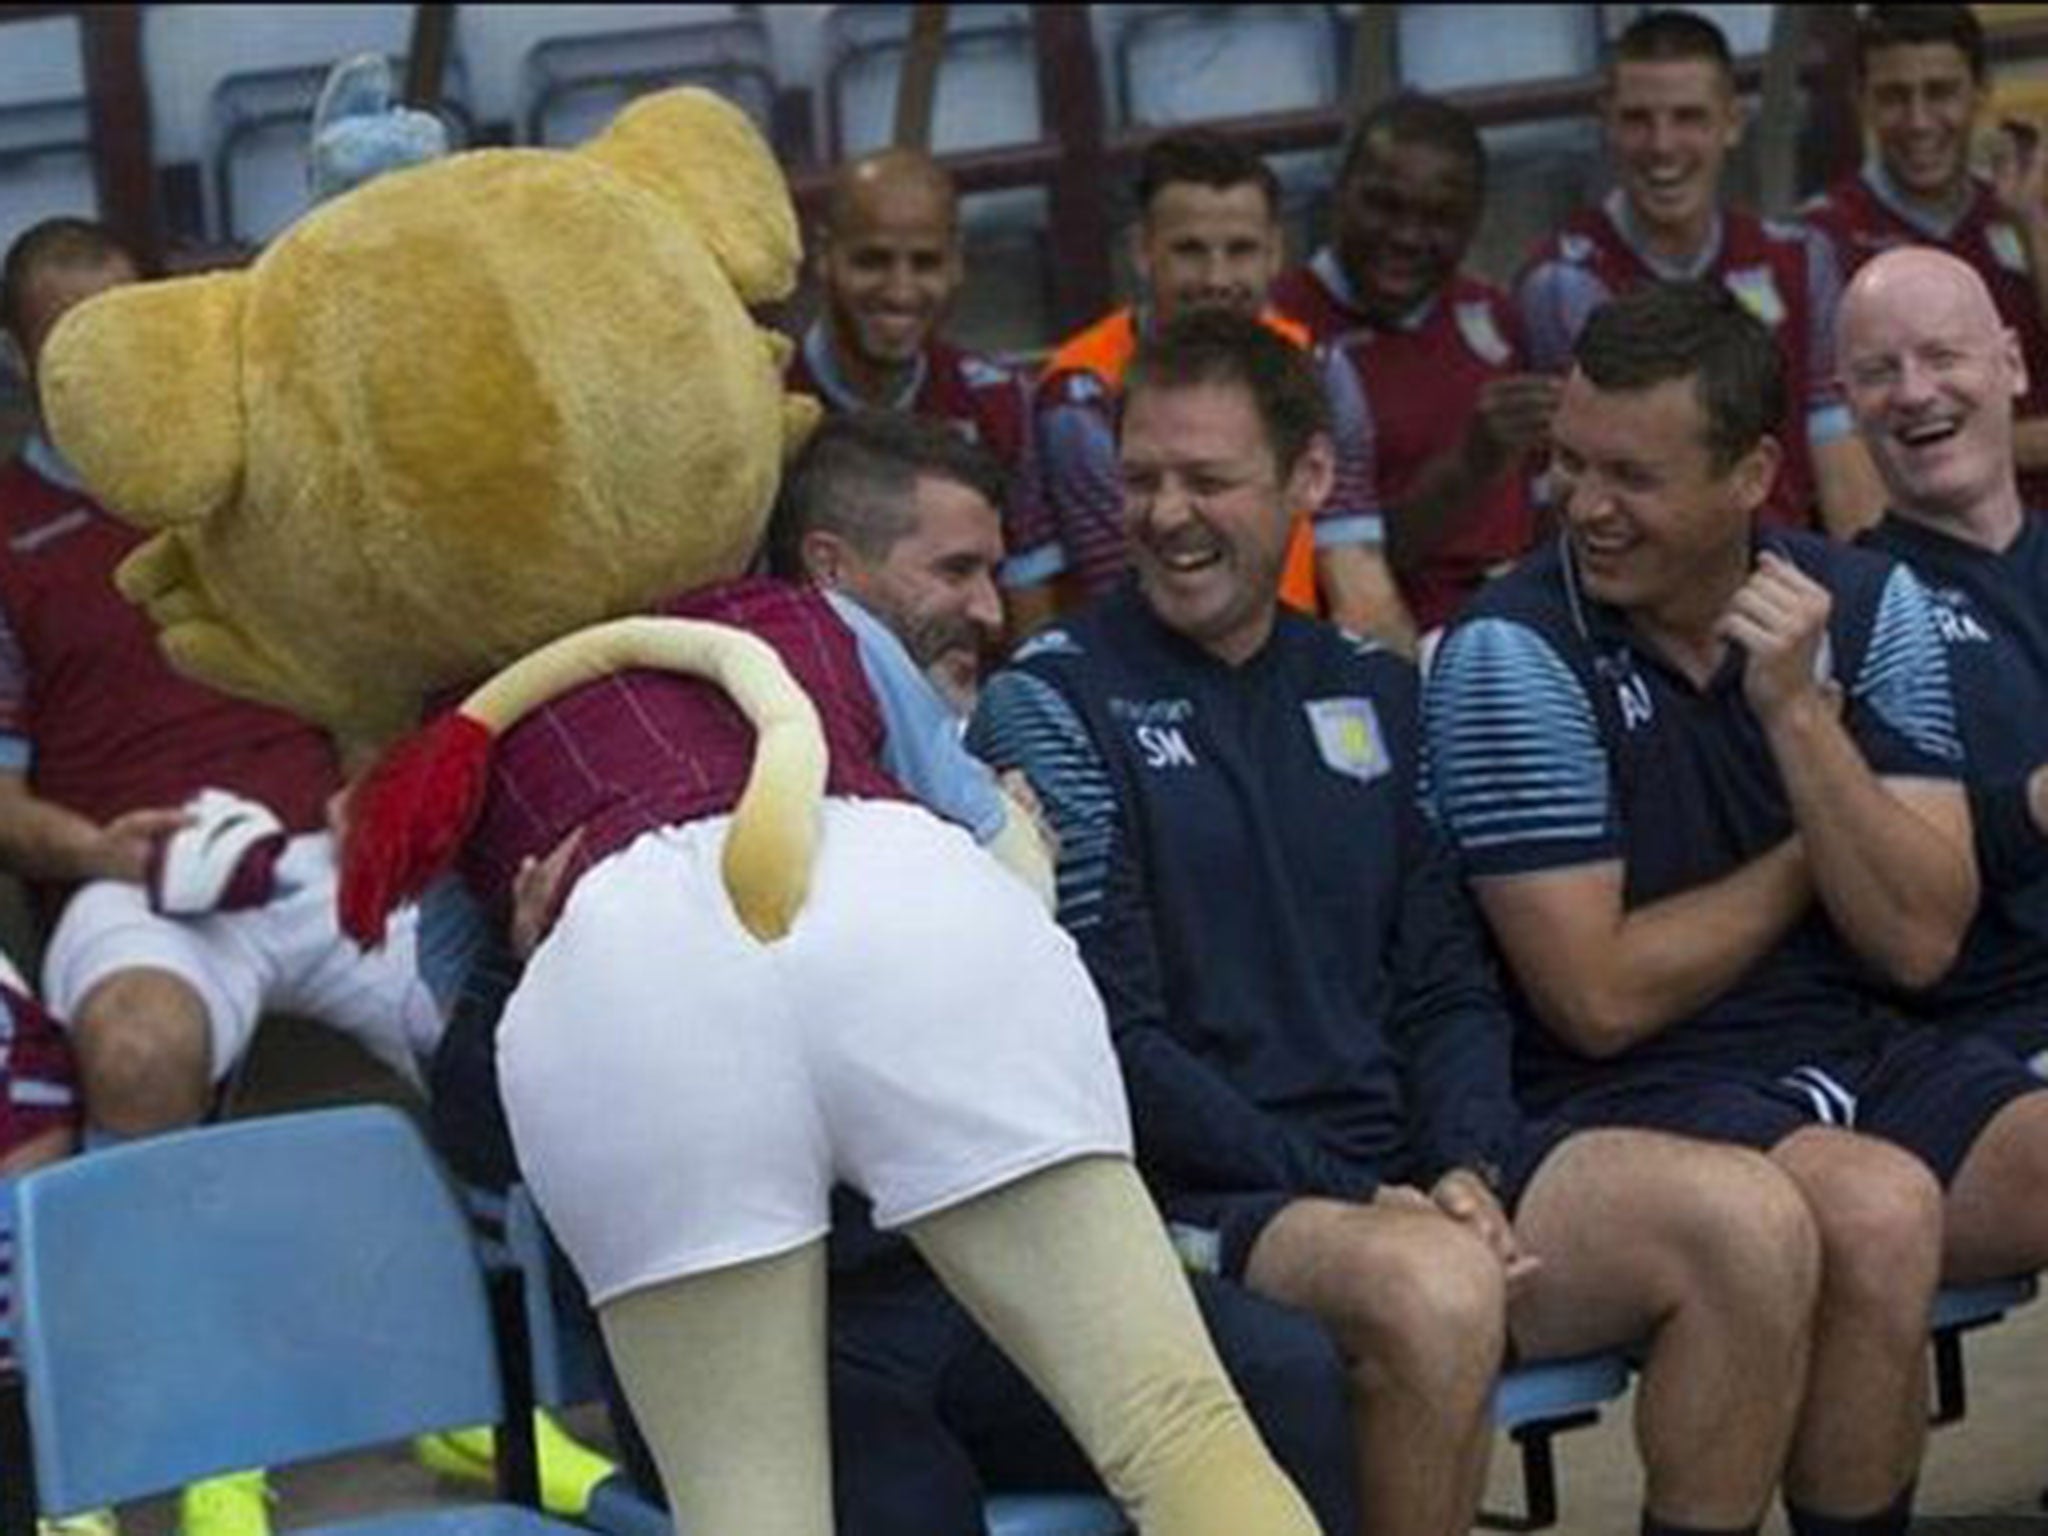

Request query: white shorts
[
  {"left": 499, "top": 799, "right": 1133, "bottom": 1306},
  {"left": 42, "top": 832, "right": 439, "bottom": 1087}
]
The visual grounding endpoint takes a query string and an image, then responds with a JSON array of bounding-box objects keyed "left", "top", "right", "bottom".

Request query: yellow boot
[
  {"left": 414, "top": 1409, "right": 618, "bottom": 1517},
  {"left": 177, "top": 1470, "right": 269, "bottom": 1536}
]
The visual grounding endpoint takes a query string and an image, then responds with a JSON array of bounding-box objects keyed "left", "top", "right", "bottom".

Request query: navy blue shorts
[
  {"left": 1540, "top": 1024, "right": 2044, "bottom": 1187},
  {"left": 1970, "top": 1016, "right": 2048, "bottom": 1081}
]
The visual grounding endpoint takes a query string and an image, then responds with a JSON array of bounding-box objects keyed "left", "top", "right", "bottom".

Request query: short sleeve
[{"left": 1423, "top": 615, "right": 1618, "bottom": 876}]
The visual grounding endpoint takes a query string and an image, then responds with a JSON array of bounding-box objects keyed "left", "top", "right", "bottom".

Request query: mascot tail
[{"left": 340, "top": 618, "right": 828, "bottom": 947}]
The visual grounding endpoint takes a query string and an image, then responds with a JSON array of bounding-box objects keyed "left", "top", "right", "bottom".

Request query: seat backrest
[
  {"left": 208, "top": 54, "right": 475, "bottom": 245},
  {"left": 11, "top": 1106, "right": 504, "bottom": 1516},
  {"left": 0, "top": 99, "right": 98, "bottom": 264},
  {"left": 1109, "top": 4, "right": 1341, "bottom": 128},
  {"left": 503, "top": 1183, "right": 609, "bottom": 1409},
  {"left": 822, "top": 3, "right": 1041, "bottom": 161},
  {"left": 519, "top": 17, "right": 776, "bottom": 145}
]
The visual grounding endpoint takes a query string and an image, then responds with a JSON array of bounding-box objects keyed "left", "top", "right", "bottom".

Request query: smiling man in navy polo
[
  {"left": 1849, "top": 245, "right": 2048, "bottom": 1086},
  {"left": 1426, "top": 279, "right": 2048, "bottom": 1536},
  {"left": 976, "top": 308, "right": 1822, "bottom": 1536}
]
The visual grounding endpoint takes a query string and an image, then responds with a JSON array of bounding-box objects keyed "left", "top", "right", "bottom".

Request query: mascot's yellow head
[{"left": 37, "top": 86, "right": 820, "bottom": 747}]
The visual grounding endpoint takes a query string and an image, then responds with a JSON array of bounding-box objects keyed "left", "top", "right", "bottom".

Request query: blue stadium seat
[
  {"left": 517, "top": 15, "right": 777, "bottom": 148},
  {"left": 207, "top": 55, "right": 475, "bottom": 247},
  {"left": 2, "top": 1107, "right": 576, "bottom": 1536},
  {"left": 1107, "top": 4, "right": 1343, "bottom": 128},
  {"left": 1486, "top": 1352, "right": 1632, "bottom": 1531},
  {"left": 0, "top": 99, "right": 95, "bottom": 290},
  {"left": 1100, "top": 4, "right": 1344, "bottom": 258},
  {"left": 143, "top": 5, "right": 424, "bottom": 244},
  {"left": 0, "top": 13, "right": 97, "bottom": 261},
  {"left": 1929, "top": 1274, "right": 2039, "bottom": 1427}
]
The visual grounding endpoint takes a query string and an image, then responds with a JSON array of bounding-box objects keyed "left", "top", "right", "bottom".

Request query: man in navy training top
[
  {"left": 422, "top": 411, "right": 1361, "bottom": 1536},
  {"left": 973, "top": 308, "right": 1820, "bottom": 1536},
  {"left": 1849, "top": 244, "right": 2048, "bottom": 1080},
  {"left": 1426, "top": 279, "right": 2048, "bottom": 1536}
]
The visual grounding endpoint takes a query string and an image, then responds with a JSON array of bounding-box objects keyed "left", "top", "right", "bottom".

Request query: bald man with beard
[
  {"left": 789, "top": 148, "right": 1060, "bottom": 636},
  {"left": 1851, "top": 247, "right": 2048, "bottom": 1083}
]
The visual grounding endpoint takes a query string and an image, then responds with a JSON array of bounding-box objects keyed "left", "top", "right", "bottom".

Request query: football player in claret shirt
[
  {"left": 1803, "top": 3, "right": 2048, "bottom": 510},
  {"left": 1517, "top": 8, "right": 1888, "bottom": 536},
  {"left": 1034, "top": 127, "right": 1413, "bottom": 649},
  {"left": 1274, "top": 92, "right": 1551, "bottom": 632},
  {"left": 789, "top": 146, "right": 1060, "bottom": 637}
]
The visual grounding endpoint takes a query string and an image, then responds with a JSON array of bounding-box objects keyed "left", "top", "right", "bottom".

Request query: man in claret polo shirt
[
  {"left": 1275, "top": 91, "right": 1551, "bottom": 633},
  {"left": 1803, "top": 3, "right": 2048, "bottom": 512},
  {"left": 1517, "top": 8, "right": 1888, "bottom": 536},
  {"left": 789, "top": 146, "right": 1061, "bottom": 637},
  {"left": 1427, "top": 278, "right": 2048, "bottom": 1536}
]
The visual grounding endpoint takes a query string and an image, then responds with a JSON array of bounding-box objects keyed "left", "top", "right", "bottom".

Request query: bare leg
[
  {"left": 1772, "top": 1128, "right": 1943, "bottom": 1519},
  {"left": 906, "top": 1156, "right": 1319, "bottom": 1536},
  {"left": 1244, "top": 1194, "right": 1504, "bottom": 1536},
  {"left": 72, "top": 967, "right": 213, "bottom": 1135},
  {"left": 598, "top": 1241, "right": 832, "bottom": 1536},
  {"left": 1942, "top": 1091, "right": 2048, "bottom": 1281},
  {"left": 1513, "top": 1130, "right": 1817, "bottom": 1529}
]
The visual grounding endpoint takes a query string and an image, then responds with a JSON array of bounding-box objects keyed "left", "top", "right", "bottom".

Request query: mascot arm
[
  {"left": 986, "top": 792, "right": 1057, "bottom": 910},
  {"left": 342, "top": 618, "right": 827, "bottom": 947}
]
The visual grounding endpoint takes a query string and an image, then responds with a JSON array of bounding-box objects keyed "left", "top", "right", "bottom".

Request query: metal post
[{"left": 894, "top": 3, "right": 949, "bottom": 150}]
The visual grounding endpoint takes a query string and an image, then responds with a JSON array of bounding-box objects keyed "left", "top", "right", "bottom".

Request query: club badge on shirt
[
  {"left": 1455, "top": 301, "right": 1513, "bottom": 367},
  {"left": 1304, "top": 697, "right": 1390, "bottom": 784},
  {"left": 1724, "top": 266, "right": 1786, "bottom": 330}
]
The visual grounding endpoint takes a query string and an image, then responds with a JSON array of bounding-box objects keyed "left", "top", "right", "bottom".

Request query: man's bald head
[
  {"left": 824, "top": 148, "right": 958, "bottom": 239},
  {"left": 1841, "top": 246, "right": 2006, "bottom": 356},
  {"left": 1839, "top": 245, "right": 2026, "bottom": 531},
  {"left": 815, "top": 149, "right": 964, "bottom": 386}
]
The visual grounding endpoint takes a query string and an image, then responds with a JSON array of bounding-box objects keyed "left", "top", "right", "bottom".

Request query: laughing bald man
[{"left": 1851, "top": 247, "right": 2048, "bottom": 1086}]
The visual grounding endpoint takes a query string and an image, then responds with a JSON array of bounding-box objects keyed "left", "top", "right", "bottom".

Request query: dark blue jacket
[{"left": 970, "top": 583, "right": 1519, "bottom": 1203}]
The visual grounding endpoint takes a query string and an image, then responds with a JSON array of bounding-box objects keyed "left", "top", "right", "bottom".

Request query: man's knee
[
  {"left": 1257, "top": 1207, "right": 1506, "bottom": 1384},
  {"left": 1660, "top": 1148, "right": 1822, "bottom": 1322},
  {"left": 1779, "top": 1133, "right": 1943, "bottom": 1311},
  {"left": 73, "top": 969, "right": 214, "bottom": 1133}
]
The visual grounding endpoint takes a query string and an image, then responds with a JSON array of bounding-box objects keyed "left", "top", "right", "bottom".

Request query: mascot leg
[
  {"left": 597, "top": 1239, "right": 832, "bottom": 1536},
  {"left": 906, "top": 1156, "right": 1319, "bottom": 1535}
]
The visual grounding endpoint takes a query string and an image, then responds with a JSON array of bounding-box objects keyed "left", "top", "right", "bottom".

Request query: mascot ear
[
  {"left": 581, "top": 88, "right": 802, "bottom": 306},
  {"left": 38, "top": 272, "right": 247, "bottom": 532}
]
